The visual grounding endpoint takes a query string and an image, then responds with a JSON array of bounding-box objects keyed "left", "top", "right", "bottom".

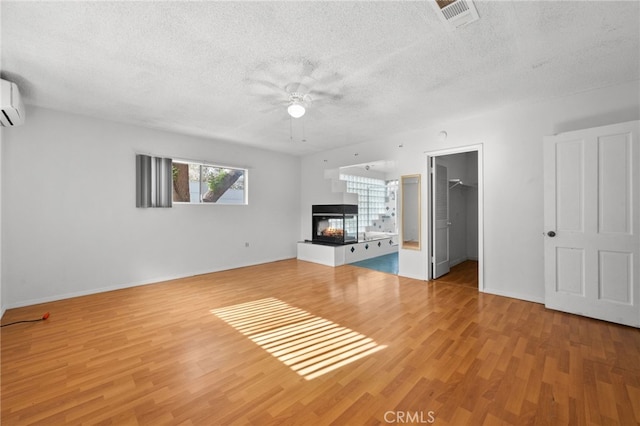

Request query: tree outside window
[{"left": 172, "top": 161, "right": 246, "bottom": 204}]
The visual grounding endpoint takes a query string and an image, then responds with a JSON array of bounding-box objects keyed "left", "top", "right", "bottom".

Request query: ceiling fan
[
  {"left": 285, "top": 87, "right": 312, "bottom": 119},
  {"left": 247, "top": 59, "right": 345, "bottom": 119},
  {"left": 256, "top": 80, "right": 341, "bottom": 120}
]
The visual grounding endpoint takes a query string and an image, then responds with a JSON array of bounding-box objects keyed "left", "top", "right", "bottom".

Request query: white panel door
[
  {"left": 433, "top": 162, "right": 450, "bottom": 278},
  {"left": 544, "top": 120, "right": 639, "bottom": 327}
]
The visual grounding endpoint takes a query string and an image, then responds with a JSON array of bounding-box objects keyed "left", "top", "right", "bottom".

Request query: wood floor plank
[{"left": 2, "top": 259, "right": 639, "bottom": 425}]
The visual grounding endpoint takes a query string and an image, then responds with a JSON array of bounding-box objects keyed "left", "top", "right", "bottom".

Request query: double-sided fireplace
[{"left": 312, "top": 204, "right": 358, "bottom": 245}]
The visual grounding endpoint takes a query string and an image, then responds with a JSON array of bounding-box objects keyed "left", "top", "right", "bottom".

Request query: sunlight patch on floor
[{"left": 211, "top": 298, "right": 386, "bottom": 380}]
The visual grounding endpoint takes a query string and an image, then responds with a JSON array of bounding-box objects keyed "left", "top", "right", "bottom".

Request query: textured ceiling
[{"left": 2, "top": 1, "right": 639, "bottom": 156}]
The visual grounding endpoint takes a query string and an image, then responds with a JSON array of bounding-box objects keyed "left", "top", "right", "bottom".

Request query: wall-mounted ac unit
[
  {"left": 1, "top": 78, "right": 25, "bottom": 127},
  {"left": 431, "top": 0, "right": 479, "bottom": 30}
]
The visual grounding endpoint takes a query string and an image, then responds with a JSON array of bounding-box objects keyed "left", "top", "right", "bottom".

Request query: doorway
[{"left": 426, "top": 145, "right": 483, "bottom": 290}]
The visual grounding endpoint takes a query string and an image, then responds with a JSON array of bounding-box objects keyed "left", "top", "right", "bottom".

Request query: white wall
[
  {"left": 339, "top": 165, "right": 386, "bottom": 180},
  {"left": 3, "top": 81, "right": 638, "bottom": 309},
  {"left": 301, "top": 80, "right": 640, "bottom": 302},
  {"left": 2, "top": 106, "right": 300, "bottom": 308}
]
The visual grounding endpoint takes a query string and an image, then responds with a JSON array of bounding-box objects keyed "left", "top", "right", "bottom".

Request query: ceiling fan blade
[
  {"left": 285, "top": 81, "right": 305, "bottom": 93},
  {"left": 309, "top": 89, "right": 344, "bottom": 102},
  {"left": 299, "top": 75, "right": 319, "bottom": 90},
  {"left": 256, "top": 93, "right": 287, "bottom": 103},
  {"left": 313, "top": 72, "right": 344, "bottom": 86},
  {"left": 246, "top": 78, "right": 287, "bottom": 94},
  {"left": 300, "top": 59, "right": 316, "bottom": 78},
  {"left": 259, "top": 104, "right": 286, "bottom": 113}
]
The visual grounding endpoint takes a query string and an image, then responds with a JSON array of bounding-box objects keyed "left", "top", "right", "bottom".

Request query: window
[
  {"left": 339, "top": 174, "right": 387, "bottom": 233},
  {"left": 172, "top": 160, "right": 247, "bottom": 204}
]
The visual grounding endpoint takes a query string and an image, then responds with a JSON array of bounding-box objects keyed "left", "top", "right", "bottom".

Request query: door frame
[{"left": 425, "top": 144, "right": 484, "bottom": 291}]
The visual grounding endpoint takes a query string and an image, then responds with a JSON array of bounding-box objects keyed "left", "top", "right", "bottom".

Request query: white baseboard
[
  {"left": 449, "top": 257, "right": 465, "bottom": 267},
  {"left": 398, "top": 272, "right": 427, "bottom": 281},
  {"left": 449, "top": 256, "right": 479, "bottom": 268},
  {"left": 4, "top": 257, "right": 295, "bottom": 310},
  {"left": 481, "top": 287, "right": 544, "bottom": 305}
]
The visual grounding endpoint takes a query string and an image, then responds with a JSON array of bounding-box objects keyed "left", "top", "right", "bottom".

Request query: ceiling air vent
[{"left": 432, "top": 0, "right": 479, "bottom": 29}]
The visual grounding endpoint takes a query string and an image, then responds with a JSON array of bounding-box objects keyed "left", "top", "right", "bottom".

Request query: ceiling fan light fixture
[{"left": 287, "top": 101, "right": 306, "bottom": 118}]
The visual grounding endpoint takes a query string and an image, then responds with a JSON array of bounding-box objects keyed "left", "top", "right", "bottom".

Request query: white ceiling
[{"left": 2, "top": 1, "right": 639, "bottom": 156}]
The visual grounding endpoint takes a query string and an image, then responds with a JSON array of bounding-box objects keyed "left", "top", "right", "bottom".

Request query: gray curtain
[{"left": 136, "top": 154, "right": 173, "bottom": 208}]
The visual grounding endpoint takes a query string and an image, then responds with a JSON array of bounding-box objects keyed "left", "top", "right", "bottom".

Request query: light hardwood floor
[
  {"left": 2, "top": 259, "right": 639, "bottom": 425},
  {"left": 434, "top": 260, "right": 479, "bottom": 289}
]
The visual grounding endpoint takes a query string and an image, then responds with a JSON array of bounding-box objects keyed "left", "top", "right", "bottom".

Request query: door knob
[{"left": 547, "top": 231, "right": 556, "bottom": 237}]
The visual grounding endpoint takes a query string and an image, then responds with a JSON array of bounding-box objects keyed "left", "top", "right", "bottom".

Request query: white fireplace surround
[{"left": 297, "top": 233, "right": 398, "bottom": 267}]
